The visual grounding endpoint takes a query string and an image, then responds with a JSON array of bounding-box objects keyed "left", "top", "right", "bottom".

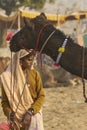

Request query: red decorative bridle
[{"left": 35, "top": 23, "right": 49, "bottom": 51}]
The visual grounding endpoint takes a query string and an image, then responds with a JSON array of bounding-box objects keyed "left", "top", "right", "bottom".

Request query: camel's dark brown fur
[{"left": 10, "top": 13, "right": 87, "bottom": 79}]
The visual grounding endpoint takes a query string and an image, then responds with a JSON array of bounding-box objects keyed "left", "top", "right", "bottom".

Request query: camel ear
[
  {"left": 40, "top": 12, "right": 47, "bottom": 20},
  {"left": 23, "top": 17, "right": 34, "bottom": 29}
]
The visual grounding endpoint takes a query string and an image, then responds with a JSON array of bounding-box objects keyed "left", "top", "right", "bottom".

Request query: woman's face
[{"left": 20, "top": 55, "right": 34, "bottom": 69}]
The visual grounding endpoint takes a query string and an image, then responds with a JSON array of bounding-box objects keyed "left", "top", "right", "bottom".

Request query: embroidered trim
[{"left": 55, "top": 35, "right": 69, "bottom": 65}]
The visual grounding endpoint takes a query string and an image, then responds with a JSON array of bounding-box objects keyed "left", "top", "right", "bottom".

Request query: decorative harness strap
[
  {"left": 39, "top": 30, "right": 56, "bottom": 54},
  {"left": 35, "top": 24, "right": 69, "bottom": 67},
  {"left": 35, "top": 24, "right": 56, "bottom": 67},
  {"left": 35, "top": 23, "right": 49, "bottom": 51},
  {"left": 55, "top": 35, "right": 69, "bottom": 66}
]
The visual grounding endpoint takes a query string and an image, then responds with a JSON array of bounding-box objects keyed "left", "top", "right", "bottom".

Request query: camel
[{"left": 9, "top": 13, "right": 87, "bottom": 80}]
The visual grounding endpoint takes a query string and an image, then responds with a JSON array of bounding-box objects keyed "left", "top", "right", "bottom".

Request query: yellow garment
[{"left": 1, "top": 69, "right": 45, "bottom": 118}]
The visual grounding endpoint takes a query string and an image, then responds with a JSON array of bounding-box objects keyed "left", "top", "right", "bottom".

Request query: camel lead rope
[
  {"left": 82, "top": 47, "right": 87, "bottom": 103},
  {"left": 82, "top": 78, "right": 87, "bottom": 103}
]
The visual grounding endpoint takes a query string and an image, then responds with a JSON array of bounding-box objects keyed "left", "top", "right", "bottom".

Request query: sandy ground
[{"left": 0, "top": 83, "right": 87, "bottom": 130}]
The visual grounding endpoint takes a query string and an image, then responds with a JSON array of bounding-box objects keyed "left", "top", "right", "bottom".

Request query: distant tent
[
  {"left": 1, "top": 10, "right": 87, "bottom": 46},
  {"left": 1, "top": 10, "right": 87, "bottom": 29}
]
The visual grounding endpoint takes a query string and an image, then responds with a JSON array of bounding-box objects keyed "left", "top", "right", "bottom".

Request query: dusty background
[{"left": 1, "top": 82, "right": 87, "bottom": 130}]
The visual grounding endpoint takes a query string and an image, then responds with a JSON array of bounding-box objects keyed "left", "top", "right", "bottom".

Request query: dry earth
[{"left": 0, "top": 83, "right": 87, "bottom": 130}]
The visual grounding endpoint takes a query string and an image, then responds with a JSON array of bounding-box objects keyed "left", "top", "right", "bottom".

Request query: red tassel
[
  {"left": 53, "top": 63, "right": 60, "bottom": 67},
  {"left": 6, "top": 33, "right": 14, "bottom": 41}
]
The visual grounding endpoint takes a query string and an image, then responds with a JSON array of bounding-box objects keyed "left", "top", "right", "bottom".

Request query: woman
[{"left": 0, "top": 49, "right": 45, "bottom": 130}]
